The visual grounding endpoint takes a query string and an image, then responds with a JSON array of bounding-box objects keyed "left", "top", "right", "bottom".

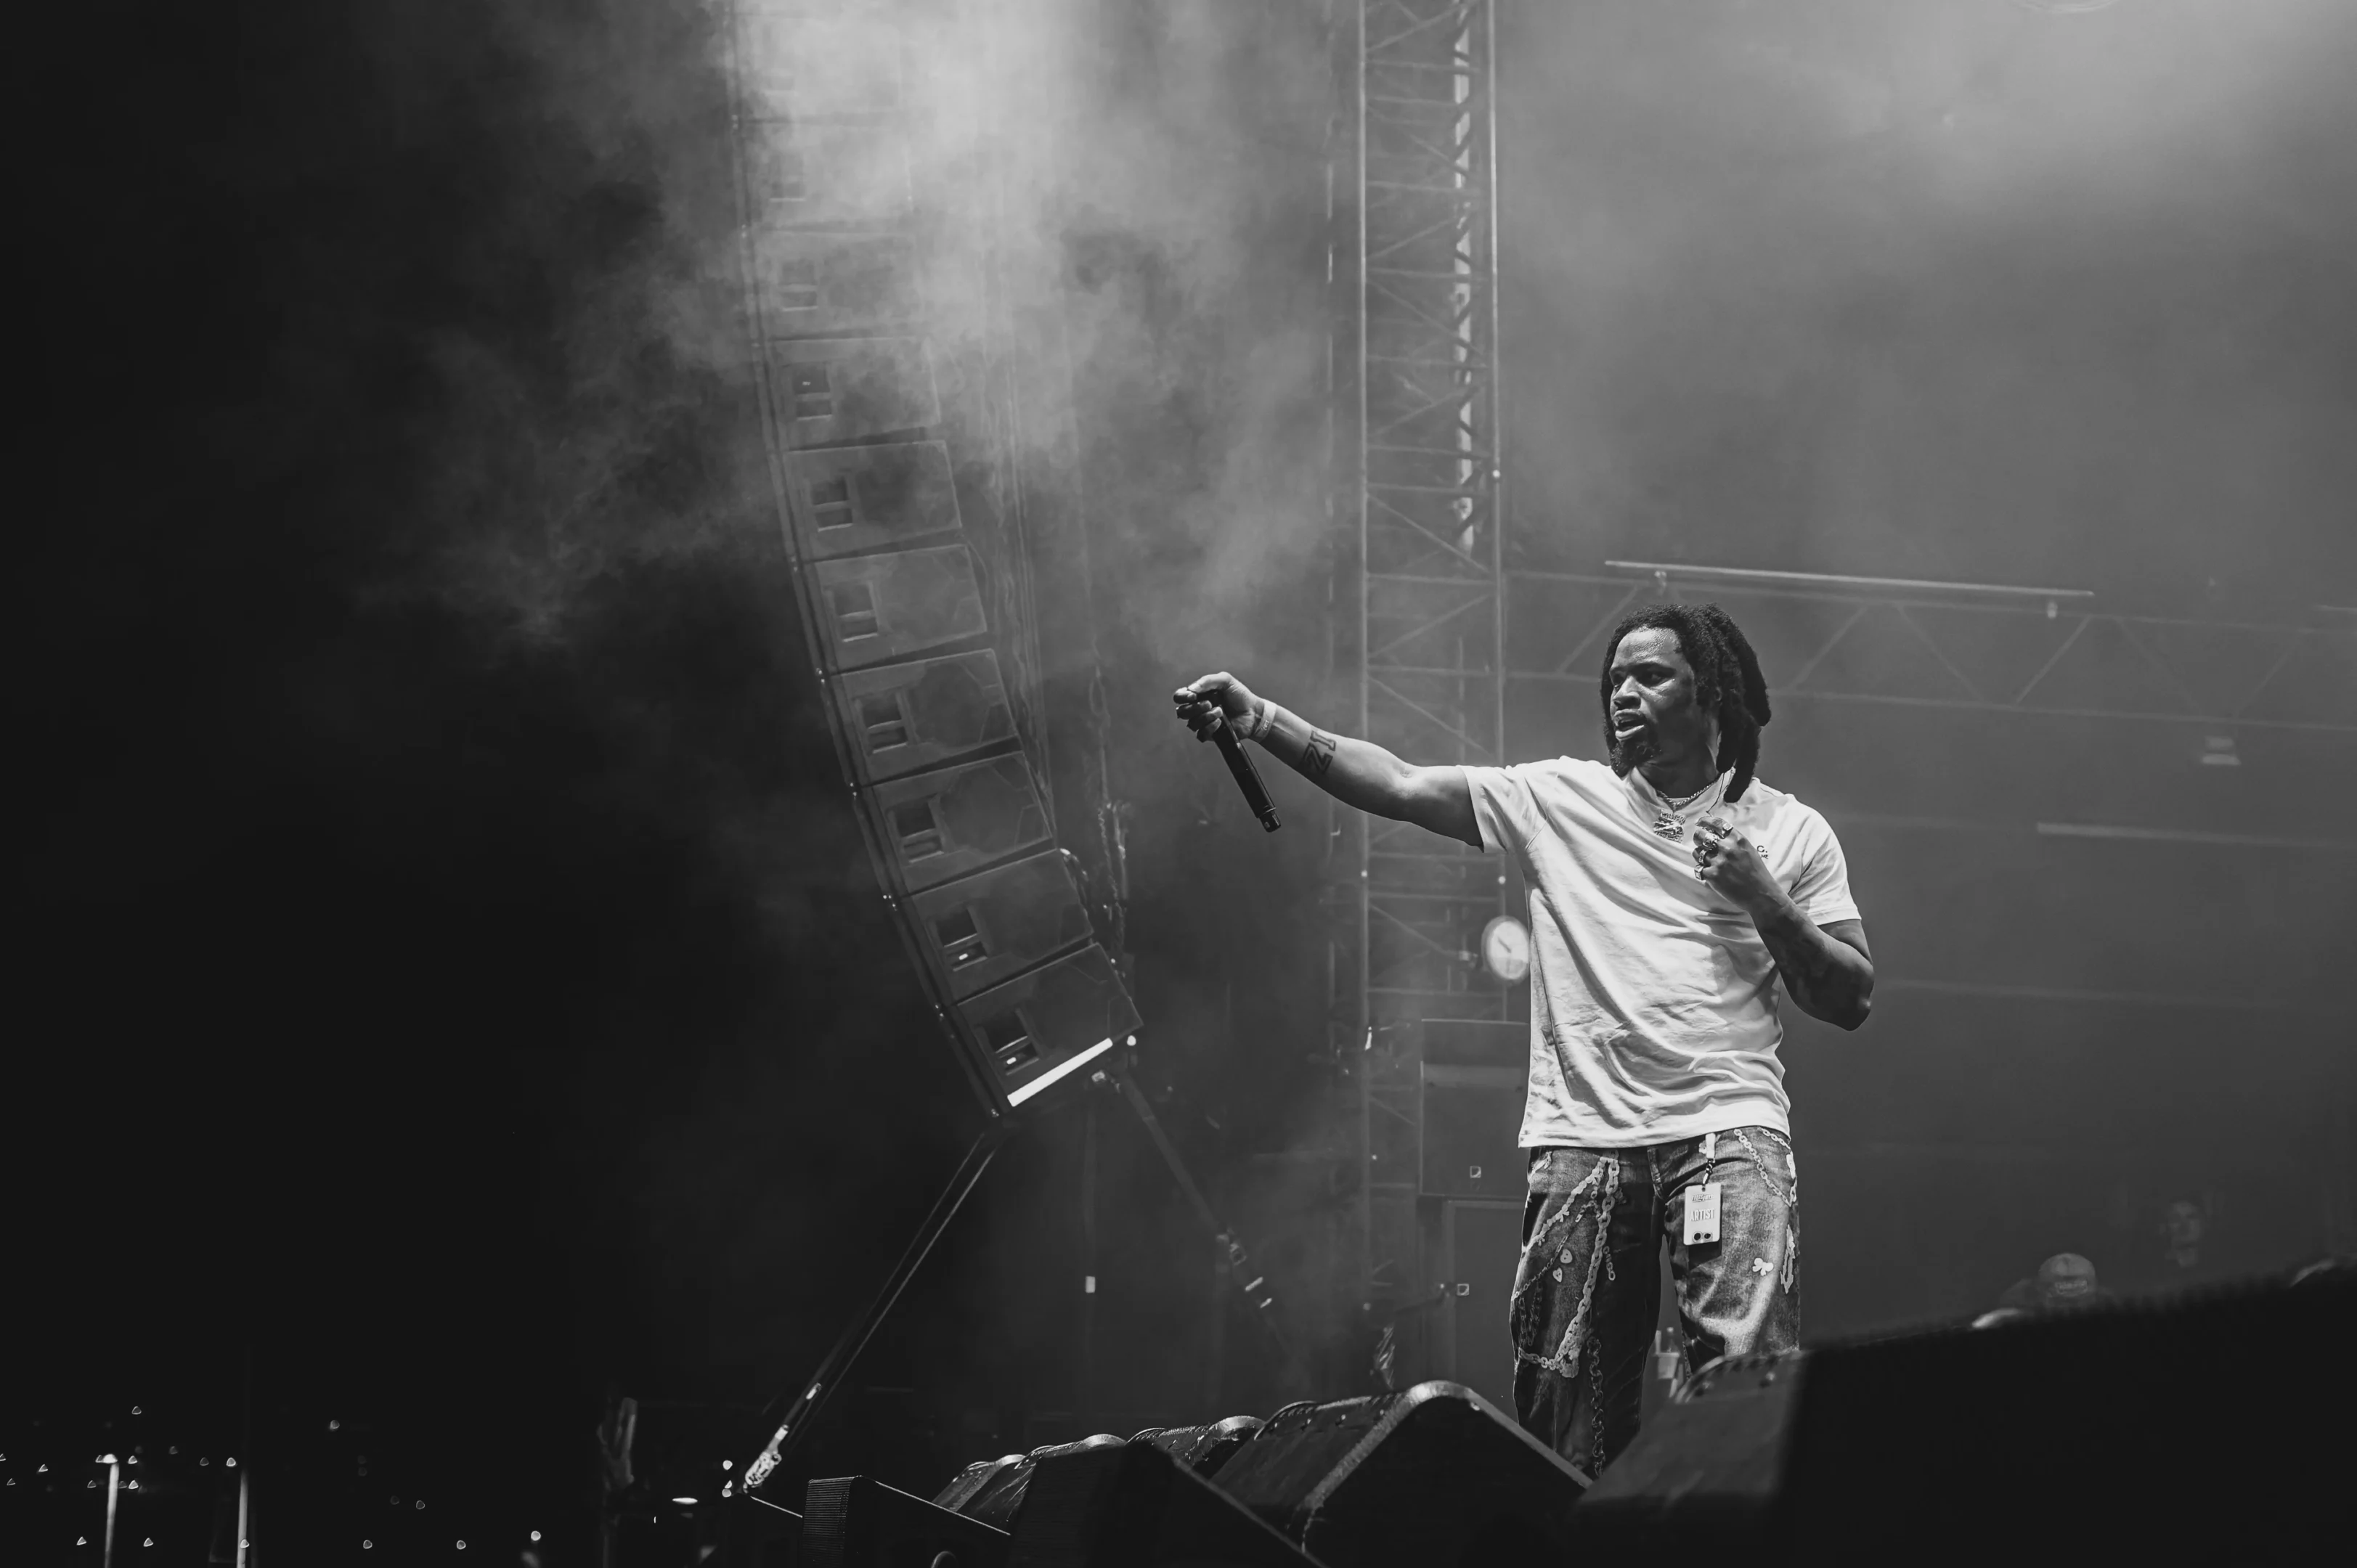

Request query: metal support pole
[
  {"left": 1078, "top": 1098, "right": 1099, "bottom": 1431},
  {"left": 741, "top": 1124, "right": 1008, "bottom": 1499},
  {"left": 1097, "top": 1066, "right": 1294, "bottom": 1364},
  {"left": 102, "top": 1457, "right": 120, "bottom": 1568}
]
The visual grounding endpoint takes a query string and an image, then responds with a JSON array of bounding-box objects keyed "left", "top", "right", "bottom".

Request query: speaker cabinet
[
  {"left": 785, "top": 441, "right": 960, "bottom": 561},
  {"left": 1130, "top": 1416, "right": 1262, "bottom": 1478},
  {"left": 1420, "top": 1018, "right": 1523, "bottom": 1067},
  {"left": 771, "top": 336, "right": 938, "bottom": 445},
  {"left": 833, "top": 651, "right": 1014, "bottom": 783},
  {"left": 870, "top": 754, "right": 1051, "bottom": 892},
  {"left": 751, "top": 229, "right": 922, "bottom": 337},
  {"left": 1572, "top": 1269, "right": 2356, "bottom": 1560},
  {"left": 738, "top": 8, "right": 907, "bottom": 118},
  {"left": 1437, "top": 1200, "right": 1521, "bottom": 1411},
  {"left": 744, "top": 117, "right": 913, "bottom": 225},
  {"left": 729, "top": 0, "right": 1138, "bottom": 1124},
  {"left": 930, "top": 1437, "right": 1121, "bottom": 1535},
  {"left": 959, "top": 945, "right": 1140, "bottom": 1108},
  {"left": 811, "top": 545, "right": 985, "bottom": 670},
  {"left": 1418, "top": 1064, "right": 1521, "bottom": 1200},
  {"left": 1210, "top": 1381, "right": 1587, "bottom": 1567},
  {"left": 933, "top": 1421, "right": 1262, "bottom": 1539},
  {"left": 1007, "top": 1441, "right": 1314, "bottom": 1567},
  {"left": 911, "top": 849, "right": 1093, "bottom": 1000}
]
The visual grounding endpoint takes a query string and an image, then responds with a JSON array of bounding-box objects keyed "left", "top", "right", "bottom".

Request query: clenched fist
[{"left": 1692, "top": 816, "right": 1782, "bottom": 915}]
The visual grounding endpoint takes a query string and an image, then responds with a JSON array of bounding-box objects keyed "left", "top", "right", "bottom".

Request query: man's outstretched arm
[{"left": 1174, "top": 671, "right": 1479, "bottom": 847}]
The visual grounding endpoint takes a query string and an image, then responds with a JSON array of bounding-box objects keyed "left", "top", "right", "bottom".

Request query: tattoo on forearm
[
  {"left": 1758, "top": 912, "right": 1869, "bottom": 1024},
  {"left": 1783, "top": 939, "right": 1841, "bottom": 990},
  {"left": 1303, "top": 730, "right": 1337, "bottom": 778}
]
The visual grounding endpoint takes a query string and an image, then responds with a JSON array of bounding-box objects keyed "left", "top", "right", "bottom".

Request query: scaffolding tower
[{"left": 1330, "top": 0, "right": 1511, "bottom": 1334}]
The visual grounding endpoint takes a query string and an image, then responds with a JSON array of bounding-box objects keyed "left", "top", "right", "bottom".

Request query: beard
[{"left": 1607, "top": 724, "right": 1660, "bottom": 777}]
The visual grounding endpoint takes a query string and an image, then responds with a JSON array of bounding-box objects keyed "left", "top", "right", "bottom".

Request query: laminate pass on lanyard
[{"left": 1684, "top": 1132, "right": 1722, "bottom": 1244}]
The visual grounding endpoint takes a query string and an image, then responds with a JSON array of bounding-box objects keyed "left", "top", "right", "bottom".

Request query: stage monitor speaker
[
  {"left": 1568, "top": 1348, "right": 1797, "bottom": 1554},
  {"left": 1418, "top": 1064, "right": 1521, "bottom": 1201},
  {"left": 932, "top": 1436, "right": 1123, "bottom": 1534},
  {"left": 802, "top": 1475, "right": 1009, "bottom": 1568},
  {"left": 1130, "top": 1415, "right": 1263, "bottom": 1478},
  {"left": 934, "top": 1419, "right": 1263, "bottom": 1538},
  {"left": 1008, "top": 1440, "right": 1318, "bottom": 1567},
  {"left": 1571, "top": 1267, "right": 2356, "bottom": 1559},
  {"left": 1436, "top": 1200, "right": 1520, "bottom": 1410},
  {"left": 1418, "top": 1018, "right": 1523, "bottom": 1068},
  {"left": 1209, "top": 1381, "right": 1587, "bottom": 1568},
  {"left": 932, "top": 1453, "right": 1027, "bottom": 1526}
]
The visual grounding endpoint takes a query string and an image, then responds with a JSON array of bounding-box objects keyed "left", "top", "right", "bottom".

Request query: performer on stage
[{"left": 1173, "top": 603, "right": 1873, "bottom": 1477}]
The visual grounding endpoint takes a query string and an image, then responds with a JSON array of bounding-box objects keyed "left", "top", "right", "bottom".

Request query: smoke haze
[
  {"left": 20, "top": 0, "right": 2353, "bottom": 1547},
  {"left": 1501, "top": 0, "right": 2357, "bottom": 608}
]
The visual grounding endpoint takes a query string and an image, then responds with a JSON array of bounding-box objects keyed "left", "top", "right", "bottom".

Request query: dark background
[
  {"left": 18, "top": 1, "right": 1335, "bottom": 1561},
  {"left": 16, "top": 1, "right": 2356, "bottom": 1563}
]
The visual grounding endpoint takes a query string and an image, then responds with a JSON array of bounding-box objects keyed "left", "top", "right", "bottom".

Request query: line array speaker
[{"left": 728, "top": 1, "right": 1137, "bottom": 1114}]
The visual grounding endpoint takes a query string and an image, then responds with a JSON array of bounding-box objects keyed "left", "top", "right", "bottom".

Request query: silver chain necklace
[{"left": 1643, "top": 772, "right": 1725, "bottom": 840}]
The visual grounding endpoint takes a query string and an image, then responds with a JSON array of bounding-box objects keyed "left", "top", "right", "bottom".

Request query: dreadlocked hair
[{"left": 1597, "top": 602, "right": 1773, "bottom": 801}]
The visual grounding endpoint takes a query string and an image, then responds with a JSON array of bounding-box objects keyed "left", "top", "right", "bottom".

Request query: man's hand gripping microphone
[{"left": 1173, "top": 675, "right": 1281, "bottom": 833}]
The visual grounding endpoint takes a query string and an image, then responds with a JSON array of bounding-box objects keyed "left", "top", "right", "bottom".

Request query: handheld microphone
[{"left": 1212, "top": 719, "right": 1282, "bottom": 833}]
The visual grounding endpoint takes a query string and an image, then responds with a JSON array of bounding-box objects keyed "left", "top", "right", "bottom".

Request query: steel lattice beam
[
  {"left": 1332, "top": 0, "right": 1511, "bottom": 1330},
  {"left": 1509, "top": 570, "right": 2357, "bottom": 735}
]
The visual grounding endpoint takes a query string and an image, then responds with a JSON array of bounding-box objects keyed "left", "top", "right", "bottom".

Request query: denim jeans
[{"left": 1509, "top": 1128, "right": 1800, "bottom": 1475}]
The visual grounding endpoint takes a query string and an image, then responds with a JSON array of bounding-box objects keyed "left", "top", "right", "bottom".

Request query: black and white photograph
[{"left": 17, "top": 1, "right": 2356, "bottom": 1562}]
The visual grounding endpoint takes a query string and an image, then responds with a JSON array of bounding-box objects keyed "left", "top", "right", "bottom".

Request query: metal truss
[
  {"left": 1507, "top": 567, "right": 2357, "bottom": 736},
  {"left": 1332, "top": 0, "right": 1510, "bottom": 1328},
  {"left": 1311, "top": 0, "right": 2353, "bottom": 1371}
]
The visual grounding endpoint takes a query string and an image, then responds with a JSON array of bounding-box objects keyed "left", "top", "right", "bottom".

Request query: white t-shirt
[{"left": 1461, "top": 757, "right": 1861, "bottom": 1148}]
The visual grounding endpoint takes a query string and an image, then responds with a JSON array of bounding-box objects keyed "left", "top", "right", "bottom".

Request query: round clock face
[{"left": 1480, "top": 915, "right": 1531, "bottom": 984}]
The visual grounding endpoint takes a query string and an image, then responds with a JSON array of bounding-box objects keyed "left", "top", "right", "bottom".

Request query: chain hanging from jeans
[
  {"left": 1581, "top": 1151, "right": 1640, "bottom": 1474},
  {"left": 1730, "top": 1128, "right": 1794, "bottom": 1209},
  {"left": 1587, "top": 1332, "right": 1608, "bottom": 1474}
]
